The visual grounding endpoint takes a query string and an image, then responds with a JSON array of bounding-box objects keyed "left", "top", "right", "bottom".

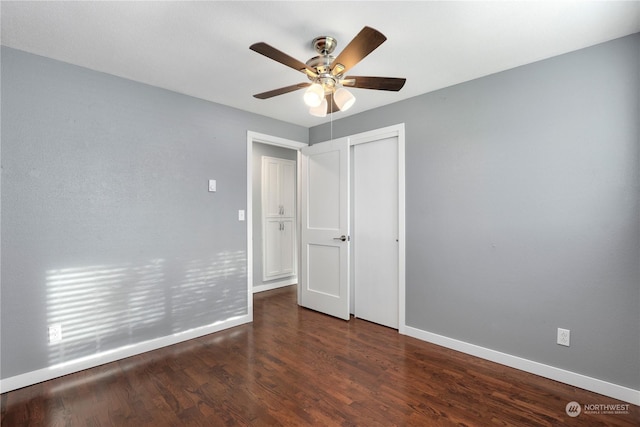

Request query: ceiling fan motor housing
[
  {"left": 306, "top": 55, "right": 335, "bottom": 75},
  {"left": 307, "top": 36, "right": 344, "bottom": 94}
]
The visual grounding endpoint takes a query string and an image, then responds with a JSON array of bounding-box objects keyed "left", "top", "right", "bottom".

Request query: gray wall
[
  {"left": 0, "top": 47, "right": 307, "bottom": 379},
  {"left": 252, "top": 143, "right": 298, "bottom": 287},
  {"left": 310, "top": 34, "right": 640, "bottom": 389}
]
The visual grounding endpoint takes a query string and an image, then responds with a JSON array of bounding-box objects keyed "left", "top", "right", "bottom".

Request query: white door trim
[
  {"left": 347, "top": 124, "right": 406, "bottom": 334},
  {"left": 246, "top": 131, "right": 306, "bottom": 315}
]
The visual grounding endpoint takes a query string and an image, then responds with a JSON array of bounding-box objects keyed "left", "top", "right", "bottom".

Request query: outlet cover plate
[
  {"left": 557, "top": 328, "right": 570, "bottom": 347},
  {"left": 49, "top": 324, "right": 62, "bottom": 343}
]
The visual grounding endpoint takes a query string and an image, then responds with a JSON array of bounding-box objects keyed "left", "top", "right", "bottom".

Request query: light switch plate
[
  {"left": 208, "top": 179, "right": 216, "bottom": 192},
  {"left": 238, "top": 210, "right": 245, "bottom": 221}
]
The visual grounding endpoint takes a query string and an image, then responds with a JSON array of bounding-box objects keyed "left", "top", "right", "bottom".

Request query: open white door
[{"left": 300, "top": 138, "right": 350, "bottom": 320}]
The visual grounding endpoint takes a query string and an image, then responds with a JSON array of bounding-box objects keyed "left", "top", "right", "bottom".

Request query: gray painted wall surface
[
  {"left": 252, "top": 143, "right": 298, "bottom": 287},
  {"left": 0, "top": 47, "right": 307, "bottom": 378},
  {"left": 310, "top": 34, "right": 640, "bottom": 389}
]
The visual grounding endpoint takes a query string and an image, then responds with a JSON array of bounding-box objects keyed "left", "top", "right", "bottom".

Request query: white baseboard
[
  {"left": 253, "top": 277, "right": 296, "bottom": 293},
  {"left": 0, "top": 313, "right": 252, "bottom": 394},
  {"left": 402, "top": 326, "right": 640, "bottom": 406}
]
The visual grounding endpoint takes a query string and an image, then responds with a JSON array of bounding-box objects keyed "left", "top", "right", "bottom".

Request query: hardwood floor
[{"left": 2, "top": 285, "right": 638, "bottom": 426}]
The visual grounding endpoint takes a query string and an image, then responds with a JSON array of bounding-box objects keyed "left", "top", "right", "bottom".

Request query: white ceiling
[{"left": 2, "top": 1, "right": 639, "bottom": 128}]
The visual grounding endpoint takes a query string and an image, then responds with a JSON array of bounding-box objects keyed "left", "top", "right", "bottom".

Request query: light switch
[
  {"left": 238, "top": 210, "right": 245, "bottom": 221},
  {"left": 208, "top": 179, "right": 216, "bottom": 192}
]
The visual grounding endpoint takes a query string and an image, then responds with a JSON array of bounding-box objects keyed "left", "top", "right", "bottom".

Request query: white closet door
[
  {"left": 263, "top": 157, "right": 282, "bottom": 218},
  {"left": 279, "top": 219, "right": 295, "bottom": 276},
  {"left": 262, "top": 156, "right": 297, "bottom": 281},
  {"left": 353, "top": 136, "right": 398, "bottom": 328},
  {"left": 264, "top": 219, "right": 284, "bottom": 278},
  {"left": 280, "top": 162, "right": 296, "bottom": 218}
]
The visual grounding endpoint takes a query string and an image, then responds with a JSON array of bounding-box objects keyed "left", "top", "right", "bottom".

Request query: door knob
[{"left": 333, "top": 235, "right": 347, "bottom": 242}]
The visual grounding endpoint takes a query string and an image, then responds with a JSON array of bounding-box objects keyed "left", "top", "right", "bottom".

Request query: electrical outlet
[
  {"left": 49, "top": 324, "right": 63, "bottom": 343},
  {"left": 557, "top": 328, "right": 570, "bottom": 347}
]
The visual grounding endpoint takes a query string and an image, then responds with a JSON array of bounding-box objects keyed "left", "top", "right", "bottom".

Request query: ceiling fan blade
[
  {"left": 253, "top": 83, "right": 311, "bottom": 99},
  {"left": 250, "top": 42, "right": 317, "bottom": 76},
  {"left": 342, "top": 76, "right": 406, "bottom": 91},
  {"left": 331, "top": 27, "right": 387, "bottom": 75}
]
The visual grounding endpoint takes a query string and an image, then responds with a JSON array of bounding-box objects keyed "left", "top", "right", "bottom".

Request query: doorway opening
[
  {"left": 246, "top": 132, "right": 306, "bottom": 315},
  {"left": 247, "top": 125, "right": 405, "bottom": 333}
]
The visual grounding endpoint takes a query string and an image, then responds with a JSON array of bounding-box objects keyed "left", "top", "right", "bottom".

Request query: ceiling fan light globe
[
  {"left": 309, "top": 98, "right": 328, "bottom": 117},
  {"left": 304, "top": 83, "right": 324, "bottom": 107},
  {"left": 334, "top": 87, "right": 355, "bottom": 111}
]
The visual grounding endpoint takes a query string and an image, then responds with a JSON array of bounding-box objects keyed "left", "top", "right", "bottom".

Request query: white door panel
[
  {"left": 353, "top": 137, "right": 399, "bottom": 328},
  {"left": 264, "top": 159, "right": 281, "bottom": 217},
  {"left": 300, "top": 138, "right": 350, "bottom": 320},
  {"left": 307, "top": 150, "right": 341, "bottom": 229},
  {"left": 280, "top": 219, "right": 295, "bottom": 276},
  {"left": 264, "top": 219, "right": 282, "bottom": 277},
  {"left": 307, "top": 244, "right": 341, "bottom": 296},
  {"left": 281, "top": 162, "right": 296, "bottom": 217}
]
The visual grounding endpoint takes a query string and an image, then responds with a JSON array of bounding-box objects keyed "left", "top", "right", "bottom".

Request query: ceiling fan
[{"left": 250, "top": 26, "right": 406, "bottom": 117}]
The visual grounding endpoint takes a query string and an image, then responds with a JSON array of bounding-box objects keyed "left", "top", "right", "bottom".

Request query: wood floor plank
[{"left": 2, "top": 285, "right": 638, "bottom": 426}]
